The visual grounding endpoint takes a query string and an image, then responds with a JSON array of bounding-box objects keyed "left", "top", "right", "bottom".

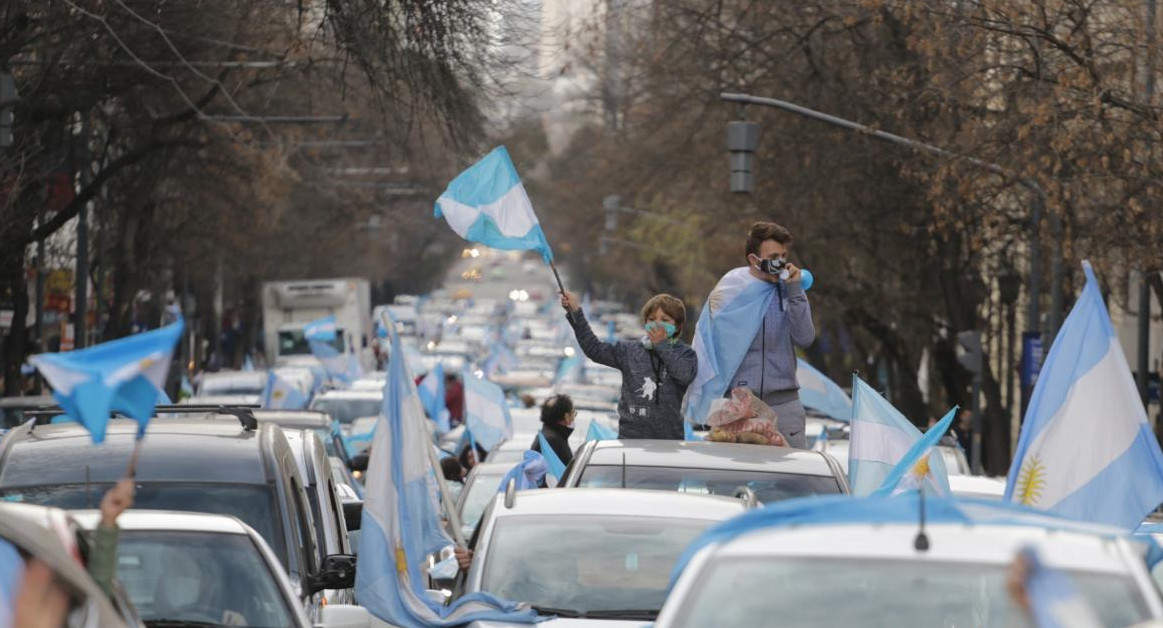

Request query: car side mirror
[
  {"left": 315, "top": 603, "right": 371, "bottom": 628},
  {"left": 343, "top": 500, "right": 363, "bottom": 532},
  {"left": 307, "top": 554, "right": 357, "bottom": 594}
]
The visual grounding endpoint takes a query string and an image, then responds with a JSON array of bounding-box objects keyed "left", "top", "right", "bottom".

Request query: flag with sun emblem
[
  {"left": 29, "top": 317, "right": 184, "bottom": 443},
  {"left": 1005, "top": 261, "right": 1163, "bottom": 530},
  {"left": 873, "top": 407, "right": 957, "bottom": 497}
]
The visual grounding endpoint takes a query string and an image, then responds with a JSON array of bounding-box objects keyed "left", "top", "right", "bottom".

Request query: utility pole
[{"left": 74, "top": 118, "right": 90, "bottom": 349}]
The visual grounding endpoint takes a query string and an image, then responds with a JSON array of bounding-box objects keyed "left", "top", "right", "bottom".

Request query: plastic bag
[{"left": 704, "top": 388, "right": 782, "bottom": 446}]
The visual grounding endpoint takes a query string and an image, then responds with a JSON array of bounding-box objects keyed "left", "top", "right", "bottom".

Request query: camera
[{"left": 757, "top": 257, "right": 787, "bottom": 276}]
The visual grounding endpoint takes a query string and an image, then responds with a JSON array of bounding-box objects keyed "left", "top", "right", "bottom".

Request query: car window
[
  {"left": 325, "top": 479, "right": 348, "bottom": 553},
  {"left": 481, "top": 515, "right": 713, "bottom": 618},
  {"left": 459, "top": 472, "right": 508, "bottom": 531},
  {"left": 116, "top": 531, "right": 296, "bottom": 628},
  {"left": 577, "top": 466, "right": 841, "bottom": 503},
  {"left": 288, "top": 478, "right": 316, "bottom": 573},
  {"left": 674, "top": 558, "right": 1149, "bottom": 628},
  {"left": 0, "top": 483, "right": 285, "bottom": 563},
  {"left": 312, "top": 398, "right": 383, "bottom": 425}
]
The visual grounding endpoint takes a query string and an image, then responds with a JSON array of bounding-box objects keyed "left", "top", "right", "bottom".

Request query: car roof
[
  {"left": 491, "top": 488, "right": 745, "bottom": 520},
  {"left": 71, "top": 509, "right": 252, "bottom": 535},
  {"left": 0, "top": 417, "right": 279, "bottom": 487},
  {"left": 313, "top": 389, "right": 383, "bottom": 400},
  {"left": 584, "top": 440, "right": 838, "bottom": 476},
  {"left": 253, "top": 410, "right": 332, "bottom": 429},
  {"left": 714, "top": 523, "right": 1139, "bottom": 574}
]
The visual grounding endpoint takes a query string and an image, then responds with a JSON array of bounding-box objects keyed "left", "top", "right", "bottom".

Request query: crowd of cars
[{"left": 2, "top": 249, "right": 1161, "bottom": 627}]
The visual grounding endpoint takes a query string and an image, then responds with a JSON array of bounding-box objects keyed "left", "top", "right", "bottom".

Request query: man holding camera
[{"left": 686, "top": 221, "right": 816, "bottom": 448}]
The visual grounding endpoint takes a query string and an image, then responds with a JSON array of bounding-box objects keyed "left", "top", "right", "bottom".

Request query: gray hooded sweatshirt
[{"left": 567, "top": 310, "right": 697, "bottom": 439}]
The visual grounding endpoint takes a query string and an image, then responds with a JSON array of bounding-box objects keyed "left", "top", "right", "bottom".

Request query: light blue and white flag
[
  {"left": 796, "top": 358, "right": 852, "bottom": 422},
  {"left": 498, "top": 450, "right": 548, "bottom": 493},
  {"left": 1005, "top": 262, "right": 1163, "bottom": 529},
  {"left": 355, "top": 324, "right": 537, "bottom": 628},
  {"left": 29, "top": 317, "right": 184, "bottom": 443},
  {"left": 417, "top": 364, "right": 450, "bottom": 434},
  {"left": 1019, "top": 546, "right": 1102, "bottom": 628},
  {"left": 304, "top": 316, "right": 352, "bottom": 385},
  {"left": 263, "top": 370, "right": 309, "bottom": 410},
  {"left": 537, "top": 433, "right": 567, "bottom": 480},
  {"left": 462, "top": 372, "right": 513, "bottom": 452},
  {"left": 434, "top": 146, "right": 553, "bottom": 264},
  {"left": 684, "top": 268, "right": 775, "bottom": 423},
  {"left": 554, "top": 353, "right": 584, "bottom": 385},
  {"left": 483, "top": 341, "right": 519, "bottom": 377},
  {"left": 586, "top": 420, "right": 618, "bottom": 442},
  {"left": 848, "top": 375, "right": 949, "bottom": 497},
  {"left": 873, "top": 407, "right": 956, "bottom": 497}
]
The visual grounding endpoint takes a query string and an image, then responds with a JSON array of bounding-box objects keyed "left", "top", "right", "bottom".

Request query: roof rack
[{"left": 24, "top": 404, "right": 259, "bottom": 431}]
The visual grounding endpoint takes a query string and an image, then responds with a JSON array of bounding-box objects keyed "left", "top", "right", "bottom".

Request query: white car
[
  {"left": 311, "top": 389, "right": 384, "bottom": 431},
  {"left": 949, "top": 475, "right": 1007, "bottom": 499},
  {"left": 73, "top": 510, "right": 361, "bottom": 628},
  {"left": 463, "top": 488, "right": 748, "bottom": 624},
  {"left": 655, "top": 496, "right": 1163, "bottom": 628},
  {"left": 195, "top": 370, "right": 268, "bottom": 397}
]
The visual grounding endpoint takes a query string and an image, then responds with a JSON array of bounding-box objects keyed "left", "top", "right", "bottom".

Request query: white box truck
[{"left": 261, "top": 278, "right": 374, "bottom": 371}]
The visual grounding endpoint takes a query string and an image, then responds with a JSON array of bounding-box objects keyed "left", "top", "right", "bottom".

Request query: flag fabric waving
[
  {"left": 354, "top": 322, "right": 537, "bottom": 628},
  {"left": 29, "top": 317, "right": 184, "bottom": 443},
  {"left": 1005, "top": 261, "right": 1163, "bottom": 529},
  {"left": 417, "top": 364, "right": 450, "bottom": 434},
  {"left": 848, "top": 375, "right": 950, "bottom": 496},
  {"left": 304, "top": 316, "right": 352, "bottom": 385},
  {"left": 537, "top": 433, "right": 567, "bottom": 480},
  {"left": 263, "top": 370, "right": 309, "bottom": 410},
  {"left": 462, "top": 372, "right": 513, "bottom": 452},
  {"left": 684, "top": 268, "right": 776, "bottom": 423},
  {"left": 1019, "top": 546, "right": 1102, "bottom": 628},
  {"left": 434, "top": 146, "right": 553, "bottom": 264},
  {"left": 795, "top": 358, "right": 853, "bottom": 422},
  {"left": 498, "top": 450, "right": 549, "bottom": 493},
  {"left": 873, "top": 407, "right": 956, "bottom": 497},
  {"left": 586, "top": 420, "right": 618, "bottom": 442}
]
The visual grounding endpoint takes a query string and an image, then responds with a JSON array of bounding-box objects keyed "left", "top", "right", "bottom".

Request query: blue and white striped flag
[
  {"left": 462, "top": 372, "right": 513, "bottom": 452},
  {"left": 29, "top": 317, "right": 184, "bottom": 443},
  {"left": 684, "top": 268, "right": 775, "bottom": 423},
  {"left": 1019, "top": 546, "right": 1102, "bottom": 628},
  {"left": 873, "top": 407, "right": 956, "bottom": 497},
  {"left": 304, "top": 316, "right": 351, "bottom": 385},
  {"left": 848, "top": 375, "right": 950, "bottom": 497},
  {"left": 1006, "top": 262, "right": 1163, "bottom": 529},
  {"left": 417, "top": 364, "right": 449, "bottom": 434},
  {"left": 796, "top": 358, "right": 852, "bottom": 422},
  {"left": 263, "top": 370, "right": 309, "bottom": 410},
  {"left": 500, "top": 450, "right": 548, "bottom": 492},
  {"left": 355, "top": 322, "right": 537, "bottom": 628},
  {"left": 434, "top": 146, "right": 553, "bottom": 264},
  {"left": 537, "top": 433, "right": 567, "bottom": 480},
  {"left": 586, "top": 420, "right": 618, "bottom": 442}
]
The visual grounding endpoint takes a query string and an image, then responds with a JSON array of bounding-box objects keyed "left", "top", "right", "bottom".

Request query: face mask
[{"left": 645, "top": 321, "right": 677, "bottom": 338}]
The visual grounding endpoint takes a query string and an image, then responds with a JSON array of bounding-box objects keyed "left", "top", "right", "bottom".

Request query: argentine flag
[
  {"left": 796, "top": 358, "right": 852, "bottom": 422},
  {"left": 1005, "top": 261, "right": 1163, "bottom": 530},
  {"left": 1019, "top": 546, "right": 1103, "bottom": 628},
  {"left": 417, "top": 364, "right": 450, "bottom": 434},
  {"left": 873, "top": 407, "right": 956, "bottom": 497},
  {"left": 848, "top": 376, "right": 950, "bottom": 496},
  {"left": 304, "top": 316, "right": 351, "bottom": 385},
  {"left": 434, "top": 146, "right": 553, "bottom": 264},
  {"left": 355, "top": 325, "right": 537, "bottom": 628},
  {"left": 684, "top": 268, "right": 775, "bottom": 423},
  {"left": 462, "top": 372, "right": 513, "bottom": 452},
  {"left": 29, "top": 317, "right": 184, "bottom": 443},
  {"left": 586, "top": 420, "right": 618, "bottom": 442},
  {"left": 501, "top": 450, "right": 549, "bottom": 492},
  {"left": 263, "top": 370, "right": 308, "bottom": 410}
]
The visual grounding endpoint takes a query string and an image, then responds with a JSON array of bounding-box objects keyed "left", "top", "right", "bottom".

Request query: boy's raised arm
[{"left": 562, "top": 292, "right": 620, "bottom": 368}]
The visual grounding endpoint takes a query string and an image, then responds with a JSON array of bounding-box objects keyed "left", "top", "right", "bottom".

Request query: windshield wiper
[
  {"left": 584, "top": 609, "right": 660, "bottom": 620},
  {"left": 530, "top": 605, "right": 584, "bottom": 618}
]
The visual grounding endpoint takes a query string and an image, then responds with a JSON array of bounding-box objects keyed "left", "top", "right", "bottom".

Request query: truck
[{"left": 261, "top": 278, "right": 374, "bottom": 372}]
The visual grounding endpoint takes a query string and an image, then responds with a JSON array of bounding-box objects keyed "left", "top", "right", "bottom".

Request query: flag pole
[
  {"left": 549, "top": 262, "right": 566, "bottom": 295},
  {"left": 125, "top": 437, "right": 143, "bottom": 478}
]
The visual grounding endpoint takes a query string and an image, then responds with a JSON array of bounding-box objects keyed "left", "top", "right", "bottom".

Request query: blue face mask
[{"left": 642, "top": 321, "right": 678, "bottom": 349}]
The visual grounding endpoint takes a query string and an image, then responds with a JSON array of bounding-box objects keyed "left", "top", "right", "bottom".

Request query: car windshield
[
  {"left": 481, "top": 515, "right": 713, "bottom": 619},
  {"left": 116, "top": 530, "right": 296, "bottom": 628},
  {"left": 577, "top": 465, "right": 841, "bottom": 503},
  {"left": 674, "top": 558, "right": 1148, "bottom": 628},
  {"left": 279, "top": 329, "right": 344, "bottom": 356},
  {"left": 0, "top": 483, "right": 286, "bottom": 564},
  {"left": 312, "top": 398, "right": 382, "bottom": 425},
  {"left": 459, "top": 472, "right": 508, "bottom": 530}
]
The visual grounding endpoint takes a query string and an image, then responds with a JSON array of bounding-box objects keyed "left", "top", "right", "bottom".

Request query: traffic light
[
  {"left": 956, "top": 330, "right": 983, "bottom": 380},
  {"left": 726, "top": 120, "right": 758, "bottom": 193}
]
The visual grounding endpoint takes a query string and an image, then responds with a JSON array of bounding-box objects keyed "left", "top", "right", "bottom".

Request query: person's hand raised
[
  {"left": 560, "top": 291, "right": 581, "bottom": 313},
  {"left": 100, "top": 478, "right": 135, "bottom": 527}
]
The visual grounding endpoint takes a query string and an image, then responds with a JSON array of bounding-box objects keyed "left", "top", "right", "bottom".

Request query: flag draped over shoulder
[
  {"left": 684, "top": 268, "right": 774, "bottom": 423},
  {"left": 462, "top": 372, "right": 513, "bottom": 452},
  {"left": 354, "top": 322, "right": 537, "bottom": 628},
  {"left": 795, "top": 358, "right": 852, "bottom": 422},
  {"left": 848, "top": 376, "right": 950, "bottom": 497},
  {"left": 30, "top": 317, "right": 184, "bottom": 443},
  {"left": 1005, "top": 261, "right": 1163, "bottom": 530},
  {"left": 434, "top": 146, "right": 553, "bottom": 264}
]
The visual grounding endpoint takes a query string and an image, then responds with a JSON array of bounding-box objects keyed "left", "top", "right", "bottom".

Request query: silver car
[
  {"left": 560, "top": 439, "right": 849, "bottom": 503},
  {"left": 656, "top": 502, "right": 1163, "bottom": 628},
  {"left": 462, "top": 488, "right": 748, "bottom": 625}
]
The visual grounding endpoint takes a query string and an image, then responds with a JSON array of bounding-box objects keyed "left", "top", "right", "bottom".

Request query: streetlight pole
[{"left": 719, "top": 91, "right": 1057, "bottom": 345}]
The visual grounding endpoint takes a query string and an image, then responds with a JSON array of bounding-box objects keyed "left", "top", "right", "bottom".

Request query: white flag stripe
[
  {"left": 849, "top": 420, "right": 914, "bottom": 465},
  {"left": 437, "top": 183, "right": 540, "bottom": 239}
]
